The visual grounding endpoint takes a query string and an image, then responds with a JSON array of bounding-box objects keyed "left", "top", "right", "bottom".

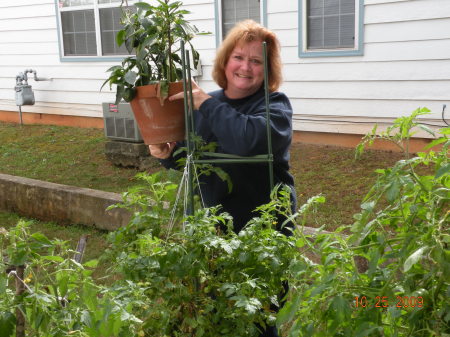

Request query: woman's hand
[
  {"left": 169, "top": 80, "right": 211, "bottom": 110},
  {"left": 148, "top": 142, "right": 176, "bottom": 159}
]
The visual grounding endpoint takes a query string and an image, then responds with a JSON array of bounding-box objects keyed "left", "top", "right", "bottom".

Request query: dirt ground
[{"left": 288, "top": 142, "right": 407, "bottom": 229}]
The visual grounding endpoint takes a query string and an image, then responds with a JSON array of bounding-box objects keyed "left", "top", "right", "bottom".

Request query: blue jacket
[{"left": 161, "top": 87, "right": 296, "bottom": 233}]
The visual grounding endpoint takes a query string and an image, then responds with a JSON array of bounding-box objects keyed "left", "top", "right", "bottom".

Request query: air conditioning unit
[{"left": 102, "top": 102, "right": 143, "bottom": 142}]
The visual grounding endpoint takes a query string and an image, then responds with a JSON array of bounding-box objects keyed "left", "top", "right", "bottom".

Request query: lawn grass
[
  {"left": 0, "top": 121, "right": 413, "bottom": 278},
  {"left": 290, "top": 142, "right": 406, "bottom": 230},
  {"left": 0, "top": 122, "right": 154, "bottom": 192}
]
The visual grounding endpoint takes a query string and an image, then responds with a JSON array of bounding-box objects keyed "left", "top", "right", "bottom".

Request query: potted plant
[{"left": 102, "top": 0, "right": 205, "bottom": 144}]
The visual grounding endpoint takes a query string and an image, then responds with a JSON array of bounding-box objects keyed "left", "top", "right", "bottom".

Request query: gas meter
[
  {"left": 15, "top": 84, "right": 35, "bottom": 106},
  {"left": 14, "top": 69, "right": 51, "bottom": 124}
]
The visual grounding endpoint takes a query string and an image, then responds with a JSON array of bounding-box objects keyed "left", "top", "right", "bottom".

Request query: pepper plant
[{"left": 102, "top": 0, "right": 207, "bottom": 104}]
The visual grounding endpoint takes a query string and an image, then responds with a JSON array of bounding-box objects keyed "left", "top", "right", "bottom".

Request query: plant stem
[
  {"left": 350, "top": 237, "right": 403, "bottom": 251},
  {"left": 165, "top": 0, "right": 172, "bottom": 82}
]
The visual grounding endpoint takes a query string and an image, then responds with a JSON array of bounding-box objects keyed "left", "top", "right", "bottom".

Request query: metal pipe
[
  {"left": 194, "top": 157, "right": 273, "bottom": 164},
  {"left": 18, "top": 106, "right": 23, "bottom": 125},
  {"left": 263, "top": 42, "right": 274, "bottom": 190},
  {"left": 181, "top": 41, "right": 195, "bottom": 216},
  {"left": 185, "top": 51, "right": 196, "bottom": 148}
]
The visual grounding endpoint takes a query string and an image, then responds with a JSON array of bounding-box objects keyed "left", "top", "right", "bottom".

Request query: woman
[
  {"left": 150, "top": 19, "right": 294, "bottom": 337},
  {"left": 150, "top": 20, "right": 296, "bottom": 235}
]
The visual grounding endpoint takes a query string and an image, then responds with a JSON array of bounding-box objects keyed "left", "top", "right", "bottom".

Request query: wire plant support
[{"left": 180, "top": 41, "right": 275, "bottom": 217}]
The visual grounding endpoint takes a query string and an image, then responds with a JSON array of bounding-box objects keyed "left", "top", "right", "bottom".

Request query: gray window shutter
[{"left": 307, "top": 0, "right": 355, "bottom": 50}]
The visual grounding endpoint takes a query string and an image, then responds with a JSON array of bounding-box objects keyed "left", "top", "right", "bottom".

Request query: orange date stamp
[{"left": 354, "top": 296, "right": 424, "bottom": 309}]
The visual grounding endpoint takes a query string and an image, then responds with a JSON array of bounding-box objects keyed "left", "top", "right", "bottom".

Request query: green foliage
[
  {"left": 174, "top": 133, "right": 234, "bottom": 193},
  {"left": 101, "top": 0, "right": 208, "bottom": 104},
  {"left": 0, "top": 221, "right": 144, "bottom": 337},
  {"left": 281, "top": 109, "right": 450, "bottom": 336},
  {"left": 2, "top": 109, "right": 448, "bottom": 336},
  {"left": 107, "top": 171, "right": 181, "bottom": 241},
  {"left": 356, "top": 107, "right": 432, "bottom": 158},
  {"left": 106, "top": 182, "right": 303, "bottom": 336}
]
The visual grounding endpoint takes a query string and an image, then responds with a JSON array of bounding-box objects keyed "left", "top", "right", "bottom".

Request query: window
[
  {"left": 56, "top": 0, "right": 131, "bottom": 59},
  {"left": 299, "top": 0, "right": 364, "bottom": 57},
  {"left": 222, "top": 0, "right": 261, "bottom": 38},
  {"left": 216, "top": 0, "right": 266, "bottom": 44}
]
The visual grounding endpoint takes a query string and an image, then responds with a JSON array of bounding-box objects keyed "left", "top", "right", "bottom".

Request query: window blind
[
  {"left": 222, "top": 0, "right": 261, "bottom": 38},
  {"left": 61, "top": 10, "right": 97, "bottom": 56},
  {"left": 307, "top": 0, "right": 355, "bottom": 49},
  {"left": 100, "top": 7, "right": 129, "bottom": 55}
]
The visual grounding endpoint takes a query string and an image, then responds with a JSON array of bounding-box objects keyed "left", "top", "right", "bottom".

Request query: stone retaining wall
[{"left": 0, "top": 173, "right": 130, "bottom": 231}]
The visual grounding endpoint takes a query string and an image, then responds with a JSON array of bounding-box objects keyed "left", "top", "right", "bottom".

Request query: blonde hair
[{"left": 212, "top": 20, "right": 282, "bottom": 92}]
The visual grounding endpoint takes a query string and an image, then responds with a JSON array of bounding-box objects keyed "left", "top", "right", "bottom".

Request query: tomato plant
[
  {"left": 279, "top": 108, "right": 449, "bottom": 336},
  {"left": 1, "top": 108, "right": 448, "bottom": 336}
]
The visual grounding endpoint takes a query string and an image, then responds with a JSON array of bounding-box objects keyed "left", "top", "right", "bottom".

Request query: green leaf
[
  {"left": 231, "top": 296, "right": 261, "bottom": 314},
  {"left": 31, "top": 232, "right": 53, "bottom": 246},
  {"left": 355, "top": 322, "right": 382, "bottom": 337},
  {"left": 58, "top": 274, "right": 69, "bottom": 298},
  {"left": 418, "top": 124, "right": 436, "bottom": 137},
  {"left": 386, "top": 179, "right": 400, "bottom": 203},
  {"left": 276, "top": 294, "right": 300, "bottom": 326},
  {"left": 330, "top": 295, "right": 351, "bottom": 321},
  {"left": 9, "top": 250, "right": 28, "bottom": 266},
  {"left": 83, "top": 259, "right": 99, "bottom": 268},
  {"left": 116, "top": 29, "right": 126, "bottom": 47},
  {"left": 115, "top": 85, "right": 125, "bottom": 105},
  {"left": 0, "top": 311, "right": 16, "bottom": 337},
  {"left": 134, "top": 2, "right": 152, "bottom": 11},
  {"left": 368, "top": 248, "right": 380, "bottom": 277},
  {"left": 435, "top": 163, "right": 450, "bottom": 179},
  {"left": 295, "top": 237, "right": 306, "bottom": 248},
  {"left": 404, "top": 246, "right": 428, "bottom": 272},
  {"left": 310, "top": 283, "right": 328, "bottom": 298},
  {"left": 143, "top": 35, "right": 156, "bottom": 48},
  {"left": 360, "top": 201, "right": 376, "bottom": 212},
  {"left": 158, "top": 80, "right": 169, "bottom": 105},
  {"left": 42, "top": 255, "right": 64, "bottom": 262},
  {"left": 124, "top": 70, "right": 137, "bottom": 85}
]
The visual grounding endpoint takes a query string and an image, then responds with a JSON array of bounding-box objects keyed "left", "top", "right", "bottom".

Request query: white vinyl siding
[{"left": 0, "top": 0, "right": 448, "bottom": 136}]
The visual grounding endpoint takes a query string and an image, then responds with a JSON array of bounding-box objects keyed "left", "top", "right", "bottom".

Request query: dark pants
[
  {"left": 257, "top": 279, "right": 289, "bottom": 337},
  {"left": 258, "top": 325, "right": 279, "bottom": 337}
]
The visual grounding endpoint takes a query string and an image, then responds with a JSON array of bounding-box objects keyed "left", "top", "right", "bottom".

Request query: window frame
[
  {"left": 54, "top": 0, "right": 134, "bottom": 62},
  {"left": 298, "top": 0, "right": 364, "bottom": 58},
  {"left": 214, "top": 0, "right": 267, "bottom": 47}
]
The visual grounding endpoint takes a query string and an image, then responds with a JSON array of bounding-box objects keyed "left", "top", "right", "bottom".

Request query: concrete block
[
  {"left": 0, "top": 173, "right": 130, "bottom": 231},
  {"left": 104, "top": 140, "right": 160, "bottom": 170}
]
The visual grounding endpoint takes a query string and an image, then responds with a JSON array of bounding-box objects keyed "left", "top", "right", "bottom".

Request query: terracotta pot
[{"left": 130, "top": 81, "right": 185, "bottom": 145}]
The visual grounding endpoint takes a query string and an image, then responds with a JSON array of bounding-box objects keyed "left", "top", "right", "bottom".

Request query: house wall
[
  {"left": 0, "top": 0, "right": 448, "bottom": 140},
  {"left": 283, "top": 0, "right": 450, "bottom": 136},
  {"left": 0, "top": 0, "right": 117, "bottom": 121}
]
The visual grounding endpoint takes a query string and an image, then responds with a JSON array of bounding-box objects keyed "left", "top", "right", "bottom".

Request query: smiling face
[{"left": 224, "top": 40, "right": 264, "bottom": 99}]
